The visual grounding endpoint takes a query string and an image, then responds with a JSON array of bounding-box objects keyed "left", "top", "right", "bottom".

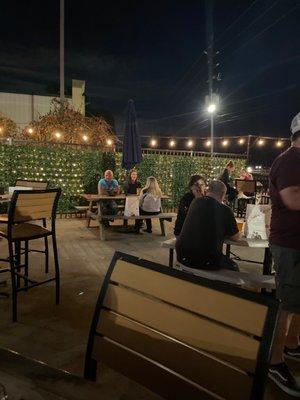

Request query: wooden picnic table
[
  {"left": 81, "top": 193, "right": 172, "bottom": 240},
  {"left": 162, "top": 236, "right": 273, "bottom": 275}
]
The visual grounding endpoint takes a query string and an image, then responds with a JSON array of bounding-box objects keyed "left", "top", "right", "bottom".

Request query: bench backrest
[
  {"left": 85, "top": 252, "right": 278, "bottom": 400},
  {"left": 8, "top": 189, "right": 61, "bottom": 225},
  {"left": 15, "top": 180, "right": 49, "bottom": 190}
]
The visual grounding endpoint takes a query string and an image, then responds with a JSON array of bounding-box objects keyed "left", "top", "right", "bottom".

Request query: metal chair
[{"left": 0, "top": 189, "right": 61, "bottom": 321}]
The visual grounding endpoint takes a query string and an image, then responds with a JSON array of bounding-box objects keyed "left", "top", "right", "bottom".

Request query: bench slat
[
  {"left": 103, "top": 284, "right": 260, "bottom": 372},
  {"left": 98, "top": 310, "right": 252, "bottom": 400},
  {"left": 110, "top": 260, "right": 268, "bottom": 337},
  {"left": 93, "top": 336, "right": 224, "bottom": 400}
]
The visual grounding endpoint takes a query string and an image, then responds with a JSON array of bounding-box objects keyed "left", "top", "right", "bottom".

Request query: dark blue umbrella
[{"left": 122, "top": 99, "right": 142, "bottom": 170}]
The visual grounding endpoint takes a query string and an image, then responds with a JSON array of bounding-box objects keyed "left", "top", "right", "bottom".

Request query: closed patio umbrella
[{"left": 122, "top": 99, "right": 142, "bottom": 170}]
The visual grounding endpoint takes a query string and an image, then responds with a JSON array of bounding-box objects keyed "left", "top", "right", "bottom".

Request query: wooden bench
[
  {"left": 84, "top": 251, "right": 279, "bottom": 400},
  {"left": 161, "top": 238, "right": 275, "bottom": 291},
  {"left": 89, "top": 212, "right": 177, "bottom": 240}
]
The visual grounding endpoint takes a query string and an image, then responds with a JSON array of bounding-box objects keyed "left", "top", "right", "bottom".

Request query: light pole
[
  {"left": 207, "top": 103, "right": 215, "bottom": 157},
  {"left": 60, "top": 0, "right": 65, "bottom": 103}
]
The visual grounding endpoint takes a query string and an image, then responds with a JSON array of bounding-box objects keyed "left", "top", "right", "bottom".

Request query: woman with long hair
[
  {"left": 134, "top": 176, "right": 162, "bottom": 233},
  {"left": 124, "top": 169, "right": 141, "bottom": 195},
  {"left": 218, "top": 160, "right": 237, "bottom": 204},
  {"left": 174, "top": 175, "right": 206, "bottom": 236}
]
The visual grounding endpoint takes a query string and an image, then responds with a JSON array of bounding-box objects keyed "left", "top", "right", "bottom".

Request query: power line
[
  {"left": 215, "top": 0, "right": 261, "bottom": 43},
  {"left": 218, "top": 0, "right": 281, "bottom": 54}
]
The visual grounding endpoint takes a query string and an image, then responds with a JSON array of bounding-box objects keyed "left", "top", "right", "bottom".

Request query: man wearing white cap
[{"left": 268, "top": 113, "right": 300, "bottom": 396}]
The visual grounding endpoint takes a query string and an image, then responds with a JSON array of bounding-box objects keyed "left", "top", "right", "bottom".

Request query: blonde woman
[{"left": 134, "top": 177, "right": 162, "bottom": 234}]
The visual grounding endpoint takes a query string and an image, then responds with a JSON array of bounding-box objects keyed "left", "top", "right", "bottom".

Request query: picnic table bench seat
[
  {"left": 161, "top": 238, "right": 275, "bottom": 291},
  {"left": 84, "top": 251, "right": 279, "bottom": 400},
  {"left": 88, "top": 211, "right": 177, "bottom": 240}
]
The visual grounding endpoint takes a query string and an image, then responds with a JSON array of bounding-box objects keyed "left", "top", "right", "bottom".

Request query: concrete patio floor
[{"left": 0, "top": 218, "right": 298, "bottom": 399}]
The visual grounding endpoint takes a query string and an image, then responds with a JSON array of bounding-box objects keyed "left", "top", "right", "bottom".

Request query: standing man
[{"left": 268, "top": 113, "right": 300, "bottom": 396}]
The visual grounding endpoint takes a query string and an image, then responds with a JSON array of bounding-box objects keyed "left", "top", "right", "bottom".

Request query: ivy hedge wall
[{"left": 0, "top": 144, "right": 246, "bottom": 212}]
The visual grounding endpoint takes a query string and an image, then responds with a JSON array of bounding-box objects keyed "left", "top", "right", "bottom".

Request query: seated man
[
  {"left": 176, "top": 180, "right": 240, "bottom": 271},
  {"left": 98, "top": 170, "right": 120, "bottom": 222}
]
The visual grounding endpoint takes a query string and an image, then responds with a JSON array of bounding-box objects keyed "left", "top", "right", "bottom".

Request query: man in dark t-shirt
[
  {"left": 176, "top": 180, "right": 240, "bottom": 270},
  {"left": 268, "top": 113, "right": 300, "bottom": 396}
]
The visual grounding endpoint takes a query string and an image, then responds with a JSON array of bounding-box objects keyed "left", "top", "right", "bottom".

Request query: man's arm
[
  {"left": 280, "top": 186, "right": 300, "bottom": 211},
  {"left": 98, "top": 184, "right": 107, "bottom": 195},
  {"left": 228, "top": 231, "right": 241, "bottom": 242}
]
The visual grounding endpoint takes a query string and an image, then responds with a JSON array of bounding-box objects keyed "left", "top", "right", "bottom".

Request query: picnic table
[
  {"left": 81, "top": 193, "right": 175, "bottom": 240},
  {"left": 162, "top": 236, "right": 273, "bottom": 275}
]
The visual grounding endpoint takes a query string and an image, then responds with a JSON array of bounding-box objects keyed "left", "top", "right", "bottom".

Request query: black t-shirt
[
  {"left": 124, "top": 181, "right": 141, "bottom": 195},
  {"left": 176, "top": 196, "right": 238, "bottom": 269}
]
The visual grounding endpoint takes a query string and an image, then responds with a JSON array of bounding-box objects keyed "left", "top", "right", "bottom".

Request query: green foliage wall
[{"left": 0, "top": 144, "right": 245, "bottom": 211}]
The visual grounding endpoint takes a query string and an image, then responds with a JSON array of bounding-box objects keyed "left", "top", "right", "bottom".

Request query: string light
[
  {"left": 187, "top": 140, "right": 194, "bottom": 148},
  {"left": 54, "top": 132, "right": 61, "bottom": 139},
  {"left": 205, "top": 140, "right": 211, "bottom": 147},
  {"left": 276, "top": 140, "right": 283, "bottom": 148},
  {"left": 222, "top": 139, "right": 229, "bottom": 147},
  {"left": 150, "top": 139, "right": 157, "bottom": 147},
  {"left": 238, "top": 138, "right": 245, "bottom": 145},
  {"left": 106, "top": 139, "right": 113, "bottom": 146},
  {"left": 257, "top": 139, "right": 265, "bottom": 146},
  {"left": 27, "top": 127, "right": 34, "bottom": 134},
  {"left": 82, "top": 135, "right": 88, "bottom": 142},
  {"left": 169, "top": 140, "right": 176, "bottom": 147},
  {"left": 0, "top": 127, "right": 4, "bottom": 133}
]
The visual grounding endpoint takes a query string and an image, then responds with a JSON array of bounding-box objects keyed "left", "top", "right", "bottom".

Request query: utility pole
[
  {"left": 60, "top": 0, "right": 65, "bottom": 103},
  {"left": 205, "top": 0, "right": 214, "bottom": 158},
  {"left": 246, "top": 135, "right": 251, "bottom": 164}
]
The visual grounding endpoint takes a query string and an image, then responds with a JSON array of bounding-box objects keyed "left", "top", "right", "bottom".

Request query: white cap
[{"left": 291, "top": 112, "right": 300, "bottom": 134}]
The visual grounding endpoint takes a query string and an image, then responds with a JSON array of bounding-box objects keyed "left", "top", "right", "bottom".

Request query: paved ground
[{"left": 0, "top": 218, "right": 298, "bottom": 399}]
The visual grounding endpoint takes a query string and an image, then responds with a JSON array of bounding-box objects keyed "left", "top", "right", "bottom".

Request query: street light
[{"left": 207, "top": 103, "right": 217, "bottom": 113}]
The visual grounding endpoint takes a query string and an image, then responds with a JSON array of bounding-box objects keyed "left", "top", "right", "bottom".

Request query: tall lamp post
[{"left": 60, "top": 0, "right": 65, "bottom": 103}]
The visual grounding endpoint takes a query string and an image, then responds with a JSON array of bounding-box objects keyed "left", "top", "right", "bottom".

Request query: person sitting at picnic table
[
  {"left": 239, "top": 168, "right": 253, "bottom": 181},
  {"left": 176, "top": 180, "right": 241, "bottom": 271},
  {"left": 174, "top": 175, "right": 206, "bottom": 236},
  {"left": 218, "top": 160, "right": 237, "bottom": 205},
  {"left": 124, "top": 169, "right": 142, "bottom": 195},
  {"left": 98, "top": 170, "right": 120, "bottom": 226},
  {"left": 134, "top": 176, "right": 162, "bottom": 234}
]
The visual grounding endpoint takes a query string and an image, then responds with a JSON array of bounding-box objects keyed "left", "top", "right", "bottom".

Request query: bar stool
[{"left": 0, "top": 188, "right": 61, "bottom": 321}]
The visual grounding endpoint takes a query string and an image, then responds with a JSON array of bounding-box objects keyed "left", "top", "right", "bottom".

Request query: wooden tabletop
[{"left": 81, "top": 193, "right": 170, "bottom": 201}]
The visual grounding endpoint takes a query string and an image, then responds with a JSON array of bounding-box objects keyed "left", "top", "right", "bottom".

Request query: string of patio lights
[
  {"left": 20, "top": 126, "right": 115, "bottom": 147},
  {"left": 147, "top": 136, "right": 289, "bottom": 149}
]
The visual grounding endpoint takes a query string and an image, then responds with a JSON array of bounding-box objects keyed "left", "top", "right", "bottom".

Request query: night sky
[{"left": 0, "top": 0, "right": 299, "bottom": 139}]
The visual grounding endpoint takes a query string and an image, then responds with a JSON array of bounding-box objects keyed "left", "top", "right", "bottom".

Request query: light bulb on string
[
  {"left": 187, "top": 140, "right": 194, "bottom": 148},
  {"left": 222, "top": 139, "right": 229, "bottom": 147},
  {"left": 257, "top": 139, "right": 265, "bottom": 146}
]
